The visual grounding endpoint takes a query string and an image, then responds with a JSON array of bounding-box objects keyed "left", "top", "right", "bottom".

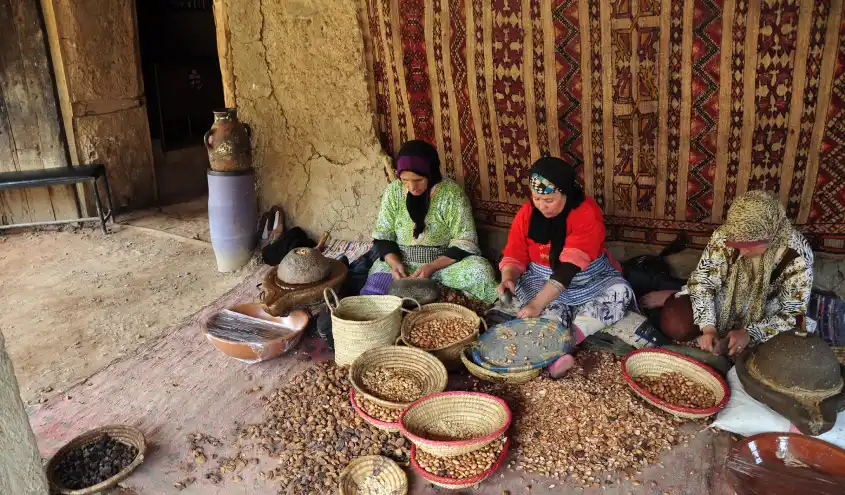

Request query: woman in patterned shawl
[
  {"left": 643, "top": 190, "right": 814, "bottom": 356},
  {"left": 499, "top": 157, "right": 633, "bottom": 377},
  {"left": 361, "top": 140, "right": 499, "bottom": 303}
]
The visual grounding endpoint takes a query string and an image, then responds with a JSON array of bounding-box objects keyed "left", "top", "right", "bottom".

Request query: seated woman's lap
[
  {"left": 362, "top": 256, "right": 498, "bottom": 303},
  {"left": 541, "top": 282, "right": 634, "bottom": 341}
]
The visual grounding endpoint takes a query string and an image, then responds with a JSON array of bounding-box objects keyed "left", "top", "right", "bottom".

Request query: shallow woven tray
[
  {"left": 338, "top": 455, "right": 408, "bottom": 495},
  {"left": 621, "top": 348, "right": 730, "bottom": 419},
  {"left": 399, "top": 303, "right": 483, "bottom": 369},
  {"left": 46, "top": 425, "right": 146, "bottom": 495},
  {"left": 460, "top": 345, "right": 540, "bottom": 384},
  {"left": 350, "top": 388, "right": 400, "bottom": 433},
  {"left": 410, "top": 437, "right": 510, "bottom": 490},
  {"left": 349, "top": 345, "right": 448, "bottom": 409},
  {"left": 398, "top": 391, "right": 512, "bottom": 457}
]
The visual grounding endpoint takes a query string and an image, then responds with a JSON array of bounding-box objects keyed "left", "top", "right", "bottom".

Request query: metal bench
[{"left": 0, "top": 164, "right": 116, "bottom": 233}]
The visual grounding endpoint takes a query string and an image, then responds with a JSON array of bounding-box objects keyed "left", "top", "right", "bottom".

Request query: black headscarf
[
  {"left": 527, "top": 157, "right": 585, "bottom": 269},
  {"left": 396, "top": 140, "right": 443, "bottom": 238}
]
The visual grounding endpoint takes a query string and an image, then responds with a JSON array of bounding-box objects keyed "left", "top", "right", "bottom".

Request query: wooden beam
[{"left": 213, "top": 0, "right": 236, "bottom": 107}]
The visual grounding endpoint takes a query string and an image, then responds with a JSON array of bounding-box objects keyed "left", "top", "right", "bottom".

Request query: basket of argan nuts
[
  {"left": 398, "top": 303, "right": 483, "bottom": 369},
  {"left": 350, "top": 388, "right": 402, "bottom": 432},
  {"left": 398, "top": 392, "right": 511, "bottom": 458},
  {"left": 622, "top": 348, "right": 730, "bottom": 419},
  {"left": 349, "top": 345, "right": 448, "bottom": 411},
  {"left": 411, "top": 436, "right": 509, "bottom": 490}
]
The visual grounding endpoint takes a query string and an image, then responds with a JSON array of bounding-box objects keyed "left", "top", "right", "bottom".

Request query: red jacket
[{"left": 500, "top": 197, "right": 611, "bottom": 273}]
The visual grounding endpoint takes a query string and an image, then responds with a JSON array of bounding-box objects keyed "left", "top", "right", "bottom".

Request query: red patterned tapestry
[{"left": 362, "top": 0, "right": 845, "bottom": 253}]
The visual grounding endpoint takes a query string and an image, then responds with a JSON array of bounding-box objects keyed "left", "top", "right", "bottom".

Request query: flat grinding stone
[
  {"left": 749, "top": 331, "right": 842, "bottom": 393},
  {"left": 388, "top": 279, "right": 441, "bottom": 305}
]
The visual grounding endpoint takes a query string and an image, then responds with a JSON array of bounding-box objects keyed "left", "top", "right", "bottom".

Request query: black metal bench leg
[
  {"left": 101, "top": 171, "right": 116, "bottom": 223},
  {"left": 91, "top": 178, "right": 107, "bottom": 234}
]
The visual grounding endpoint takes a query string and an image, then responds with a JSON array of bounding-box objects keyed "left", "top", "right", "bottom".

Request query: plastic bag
[{"left": 711, "top": 367, "right": 845, "bottom": 449}]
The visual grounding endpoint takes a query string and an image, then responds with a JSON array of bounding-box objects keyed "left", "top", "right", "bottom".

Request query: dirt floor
[{"left": 0, "top": 205, "right": 253, "bottom": 406}]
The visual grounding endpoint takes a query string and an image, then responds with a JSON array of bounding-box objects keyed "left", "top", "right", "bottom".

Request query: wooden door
[{"left": 0, "top": 0, "right": 77, "bottom": 225}]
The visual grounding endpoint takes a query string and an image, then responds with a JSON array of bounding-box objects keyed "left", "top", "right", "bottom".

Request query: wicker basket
[
  {"left": 398, "top": 392, "right": 511, "bottom": 457},
  {"left": 460, "top": 345, "right": 541, "bottom": 384},
  {"left": 410, "top": 437, "right": 510, "bottom": 490},
  {"left": 349, "top": 345, "right": 448, "bottom": 409},
  {"left": 350, "top": 388, "right": 400, "bottom": 433},
  {"left": 46, "top": 425, "right": 146, "bottom": 495},
  {"left": 325, "top": 289, "right": 418, "bottom": 366},
  {"left": 398, "top": 303, "right": 483, "bottom": 370},
  {"left": 338, "top": 455, "right": 408, "bottom": 495},
  {"left": 621, "top": 348, "right": 730, "bottom": 419}
]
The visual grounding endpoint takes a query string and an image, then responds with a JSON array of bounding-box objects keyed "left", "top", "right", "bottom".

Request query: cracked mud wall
[
  {"left": 0, "top": 332, "right": 49, "bottom": 495},
  {"left": 222, "top": 0, "right": 391, "bottom": 240}
]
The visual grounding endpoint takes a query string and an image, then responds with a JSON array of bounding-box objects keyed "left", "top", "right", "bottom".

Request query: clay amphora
[{"left": 204, "top": 108, "right": 252, "bottom": 172}]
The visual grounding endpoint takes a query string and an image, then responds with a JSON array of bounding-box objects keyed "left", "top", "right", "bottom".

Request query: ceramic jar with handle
[{"left": 204, "top": 108, "right": 252, "bottom": 172}]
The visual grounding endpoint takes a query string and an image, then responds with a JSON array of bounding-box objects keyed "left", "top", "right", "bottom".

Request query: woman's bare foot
[
  {"left": 548, "top": 354, "right": 575, "bottom": 379},
  {"left": 640, "top": 289, "right": 678, "bottom": 309}
]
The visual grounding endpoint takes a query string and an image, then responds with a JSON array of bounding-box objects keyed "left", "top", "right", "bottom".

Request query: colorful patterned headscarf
[
  {"left": 716, "top": 190, "right": 793, "bottom": 333},
  {"left": 529, "top": 173, "right": 559, "bottom": 195}
]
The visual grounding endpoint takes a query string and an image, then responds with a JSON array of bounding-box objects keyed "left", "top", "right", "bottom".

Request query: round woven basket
[
  {"left": 621, "top": 348, "right": 730, "bottom": 419},
  {"left": 398, "top": 303, "right": 483, "bottom": 370},
  {"left": 460, "top": 345, "right": 541, "bottom": 384},
  {"left": 338, "top": 455, "right": 408, "bottom": 495},
  {"left": 46, "top": 425, "right": 146, "bottom": 495},
  {"left": 349, "top": 345, "right": 448, "bottom": 410},
  {"left": 325, "top": 289, "right": 419, "bottom": 366},
  {"left": 350, "top": 388, "right": 400, "bottom": 433},
  {"left": 410, "top": 437, "right": 510, "bottom": 490},
  {"left": 398, "top": 392, "right": 512, "bottom": 457}
]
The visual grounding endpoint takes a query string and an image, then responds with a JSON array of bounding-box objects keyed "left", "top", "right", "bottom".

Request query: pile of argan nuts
[
  {"left": 234, "top": 362, "right": 410, "bottom": 494},
  {"left": 478, "top": 351, "right": 692, "bottom": 487},
  {"left": 360, "top": 366, "right": 424, "bottom": 403},
  {"left": 408, "top": 317, "right": 476, "bottom": 349},
  {"left": 634, "top": 372, "right": 716, "bottom": 409},
  {"left": 354, "top": 392, "right": 401, "bottom": 423},
  {"left": 415, "top": 436, "right": 506, "bottom": 479}
]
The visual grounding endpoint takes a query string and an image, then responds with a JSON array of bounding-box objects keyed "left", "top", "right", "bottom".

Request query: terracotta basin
[
  {"left": 727, "top": 433, "right": 845, "bottom": 495},
  {"left": 203, "top": 304, "right": 310, "bottom": 363}
]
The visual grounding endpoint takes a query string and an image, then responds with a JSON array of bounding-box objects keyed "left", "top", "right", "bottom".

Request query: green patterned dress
[{"left": 369, "top": 179, "right": 499, "bottom": 303}]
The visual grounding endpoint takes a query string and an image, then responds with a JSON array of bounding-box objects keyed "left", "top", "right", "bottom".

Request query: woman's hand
[
  {"left": 410, "top": 264, "right": 436, "bottom": 279},
  {"left": 516, "top": 300, "right": 544, "bottom": 319},
  {"left": 727, "top": 328, "right": 750, "bottom": 356},
  {"left": 497, "top": 279, "right": 516, "bottom": 298},
  {"left": 385, "top": 254, "right": 406, "bottom": 280},
  {"left": 697, "top": 325, "right": 718, "bottom": 352},
  {"left": 498, "top": 265, "right": 521, "bottom": 298}
]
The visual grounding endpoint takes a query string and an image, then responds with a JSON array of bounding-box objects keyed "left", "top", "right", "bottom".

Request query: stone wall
[
  {"left": 220, "top": 0, "right": 391, "bottom": 240},
  {"left": 41, "top": 0, "right": 155, "bottom": 211},
  {"left": 0, "top": 331, "right": 49, "bottom": 495}
]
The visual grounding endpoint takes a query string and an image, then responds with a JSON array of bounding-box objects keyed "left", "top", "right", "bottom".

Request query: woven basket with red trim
[
  {"left": 621, "top": 348, "right": 730, "bottom": 419},
  {"left": 410, "top": 437, "right": 510, "bottom": 490}
]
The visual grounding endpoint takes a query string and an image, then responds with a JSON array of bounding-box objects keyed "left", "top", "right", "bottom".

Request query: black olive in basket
[{"left": 54, "top": 435, "right": 138, "bottom": 489}]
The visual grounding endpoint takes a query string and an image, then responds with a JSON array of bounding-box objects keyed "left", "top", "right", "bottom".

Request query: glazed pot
[{"left": 204, "top": 108, "right": 252, "bottom": 173}]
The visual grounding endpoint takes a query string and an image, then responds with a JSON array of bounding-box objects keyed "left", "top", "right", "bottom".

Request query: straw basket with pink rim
[
  {"left": 621, "top": 348, "right": 730, "bottom": 419},
  {"left": 398, "top": 391, "right": 512, "bottom": 458},
  {"left": 410, "top": 437, "right": 511, "bottom": 490}
]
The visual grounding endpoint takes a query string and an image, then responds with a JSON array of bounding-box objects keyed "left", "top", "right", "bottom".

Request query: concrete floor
[{"left": 0, "top": 205, "right": 251, "bottom": 406}]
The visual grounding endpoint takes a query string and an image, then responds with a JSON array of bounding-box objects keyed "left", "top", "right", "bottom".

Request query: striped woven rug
[{"left": 362, "top": 0, "right": 845, "bottom": 253}]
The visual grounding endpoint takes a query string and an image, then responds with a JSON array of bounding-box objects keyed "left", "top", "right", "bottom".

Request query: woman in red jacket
[{"left": 498, "top": 157, "right": 633, "bottom": 376}]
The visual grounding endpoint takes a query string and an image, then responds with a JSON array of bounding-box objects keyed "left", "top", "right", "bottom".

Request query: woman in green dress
[{"left": 361, "top": 140, "right": 499, "bottom": 303}]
